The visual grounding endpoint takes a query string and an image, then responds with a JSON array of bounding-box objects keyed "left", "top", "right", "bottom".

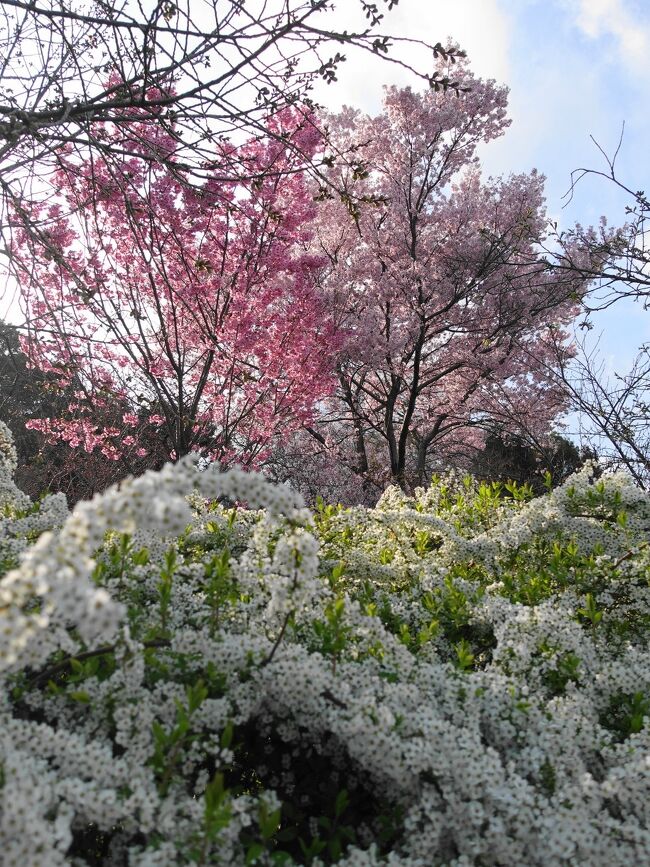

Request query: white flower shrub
[
  {"left": 0, "top": 420, "right": 32, "bottom": 514},
  {"left": 1, "top": 426, "right": 649, "bottom": 866}
]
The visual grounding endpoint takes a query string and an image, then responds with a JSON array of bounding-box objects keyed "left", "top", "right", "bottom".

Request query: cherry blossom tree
[
  {"left": 1, "top": 0, "right": 467, "bottom": 481},
  {"left": 0, "top": 0, "right": 467, "bottom": 290},
  {"left": 12, "top": 103, "right": 337, "bottom": 466},
  {"left": 307, "top": 60, "right": 591, "bottom": 494},
  {"left": 0, "top": 319, "right": 163, "bottom": 502}
]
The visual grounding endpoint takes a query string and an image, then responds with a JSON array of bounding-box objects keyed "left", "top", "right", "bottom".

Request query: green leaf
[
  {"left": 220, "top": 720, "right": 234, "bottom": 750},
  {"left": 152, "top": 720, "right": 167, "bottom": 748},
  {"left": 270, "top": 853, "right": 293, "bottom": 865},
  {"left": 259, "top": 805, "right": 281, "bottom": 840},
  {"left": 204, "top": 772, "right": 225, "bottom": 815},
  {"left": 334, "top": 788, "right": 349, "bottom": 818},
  {"left": 132, "top": 548, "right": 150, "bottom": 566},
  {"left": 454, "top": 639, "right": 474, "bottom": 671},
  {"left": 246, "top": 842, "right": 265, "bottom": 864}
]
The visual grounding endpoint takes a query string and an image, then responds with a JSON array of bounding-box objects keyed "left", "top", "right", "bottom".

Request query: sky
[{"left": 311, "top": 0, "right": 650, "bottom": 377}]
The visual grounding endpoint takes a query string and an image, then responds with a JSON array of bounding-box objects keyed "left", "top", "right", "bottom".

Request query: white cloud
[
  {"left": 311, "top": 0, "right": 514, "bottom": 114},
  {"left": 570, "top": 0, "right": 650, "bottom": 73},
  {"left": 383, "top": 0, "right": 514, "bottom": 81}
]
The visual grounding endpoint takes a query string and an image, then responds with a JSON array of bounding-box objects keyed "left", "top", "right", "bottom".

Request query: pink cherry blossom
[
  {"left": 310, "top": 59, "right": 589, "bottom": 492},
  {"left": 13, "top": 100, "right": 337, "bottom": 468}
]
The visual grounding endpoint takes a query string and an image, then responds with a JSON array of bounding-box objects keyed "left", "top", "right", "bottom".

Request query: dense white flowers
[
  {"left": 0, "top": 421, "right": 18, "bottom": 475},
  {"left": 1, "top": 428, "right": 649, "bottom": 865}
]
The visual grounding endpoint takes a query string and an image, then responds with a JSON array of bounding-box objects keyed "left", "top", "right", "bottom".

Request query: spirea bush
[{"left": 1, "top": 427, "right": 649, "bottom": 866}]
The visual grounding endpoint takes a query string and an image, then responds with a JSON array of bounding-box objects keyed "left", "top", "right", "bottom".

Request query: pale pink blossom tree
[{"left": 308, "top": 60, "right": 591, "bottom": 493}]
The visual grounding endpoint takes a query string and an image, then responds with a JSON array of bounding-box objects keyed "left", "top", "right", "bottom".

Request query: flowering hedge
[{"left": 1, "top": 421, "right": 649, "bottom": 866}]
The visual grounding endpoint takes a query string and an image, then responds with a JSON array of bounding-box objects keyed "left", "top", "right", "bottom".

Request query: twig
[
  {"left": 26, "top": 638, "right": 171, "bottom": 688},
  {"left": 260, "top": 609, "right": 293, "bottom": 667}
]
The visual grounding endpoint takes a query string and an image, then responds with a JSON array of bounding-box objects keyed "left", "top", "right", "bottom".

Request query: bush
[{"left": 1, "top": 430, "right": 649, "bottom": 865}]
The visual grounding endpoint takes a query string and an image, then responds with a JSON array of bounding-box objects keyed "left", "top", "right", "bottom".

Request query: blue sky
[{"left": 313, "top": 0, "right": 650, "bottom": 375}]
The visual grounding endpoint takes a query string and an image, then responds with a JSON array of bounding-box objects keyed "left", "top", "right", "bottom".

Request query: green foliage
[
  {"left": 541, "top": 650, "right": 582, "bottom": 696},
  {"left": 311, "top": 597, "right": 351, "bottom": 672},
  {"left": 149, "top": 679, "right": 209, "bottom": 795},
  {"left": 157, "top": 547, "right": 177, "bottom": 636},
  {"left": 471, "top": 430, "right": 596, "bottom": 494},
  {"left": 600, "top": 691, "right": 650, "bottom": 741}
]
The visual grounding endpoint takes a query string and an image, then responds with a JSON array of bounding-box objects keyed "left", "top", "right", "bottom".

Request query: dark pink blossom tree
[
  {"left": 308, "top": 61, "right": 591, "bottom": 494},
  {"left": 13, "top": 103, "right": 336, "bottom": 467}
]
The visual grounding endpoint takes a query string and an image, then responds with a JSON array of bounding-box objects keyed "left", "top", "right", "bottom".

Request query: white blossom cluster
[
  {"left": 0, "top": 420, "right": 31, "bottom": 513},
  {"left": 0, "top": 420, "right": 18, "bottom": 475},
  {"left": 1, "top": 428, "right": 649, "bottom": 865}
]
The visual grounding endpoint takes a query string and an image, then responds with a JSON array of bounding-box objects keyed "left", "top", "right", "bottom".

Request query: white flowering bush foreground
[{"left": 1, "top": 420, "right": 649, "bottom": 866}]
